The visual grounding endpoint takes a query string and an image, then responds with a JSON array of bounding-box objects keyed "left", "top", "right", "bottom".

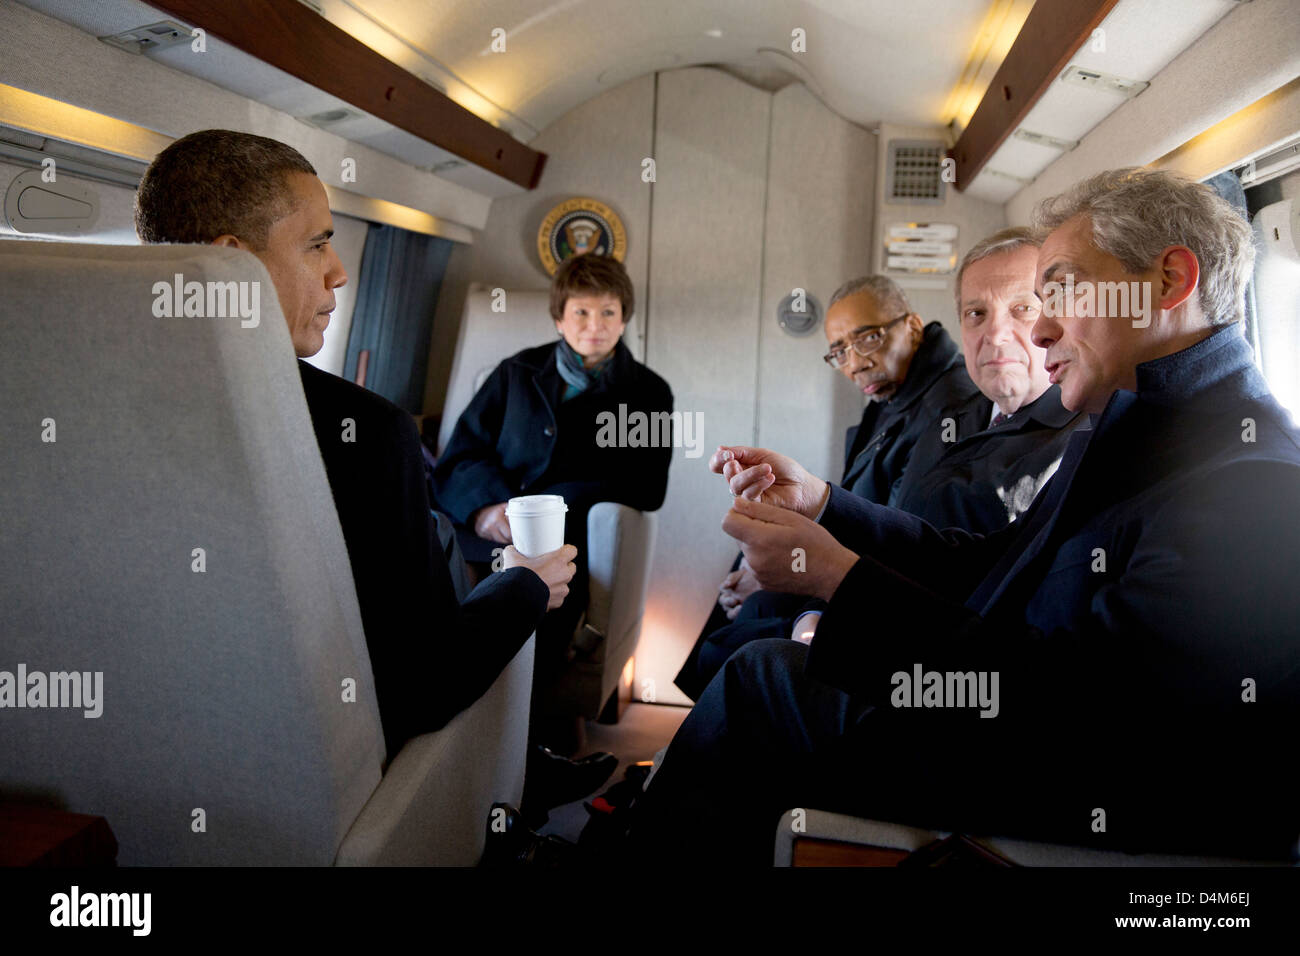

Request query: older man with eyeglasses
[
  {"left": 636, "top": 168, "right": 1300, "bottom": 866},
  {"left": 676, "top": 275, "right": 977, "bottom": 700},
  {"left": 821, "top": 275, "right": 979, "bottom": 503}
]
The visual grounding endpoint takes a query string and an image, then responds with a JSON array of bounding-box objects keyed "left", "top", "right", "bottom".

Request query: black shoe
[
  {"left": 481, "top": 802, "right": 579, "bottom": 868},
  {"left": 522, "top": 746, "right": 619, "bottom": 816},
  {"left": 578, "top": 762, "right": 654, "bottom": 860}
]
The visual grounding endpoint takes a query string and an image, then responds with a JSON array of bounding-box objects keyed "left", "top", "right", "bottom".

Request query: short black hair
[{"left": 135, "top": 129, "right": 316, "bottom": 249}]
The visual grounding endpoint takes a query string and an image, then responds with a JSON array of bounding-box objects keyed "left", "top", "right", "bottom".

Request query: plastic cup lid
[{"left": 505, "top": 494, "right": 568, "bottom": 516}]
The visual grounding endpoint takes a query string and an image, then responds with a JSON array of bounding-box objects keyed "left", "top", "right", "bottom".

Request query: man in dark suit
[
  {"left": 683, "top": 278, "right": 977, "bottom": 679},
  {"left": 676, "top": 232, "right": 1087, "bottom": 698},
  {"left": 633, "top": 168, "right": 1300, "bottom": 865},
  {"left": 134, "top": 129, "right": 577, "bottom": 760},
  {"left": 890, "top": 227, "right": 1087, "bottom": 530},
  {"left": 830, "top": 277, "right": 979, "bottom": 505}
]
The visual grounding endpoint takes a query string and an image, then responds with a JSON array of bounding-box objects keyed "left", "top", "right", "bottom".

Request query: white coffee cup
[{"left": 505, "top": 494, "right": 568, "bottom": 557}]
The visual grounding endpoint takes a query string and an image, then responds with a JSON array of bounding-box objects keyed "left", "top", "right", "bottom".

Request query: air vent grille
[{"left": 885, "top": 140, "right": 946, "bottom": 205}]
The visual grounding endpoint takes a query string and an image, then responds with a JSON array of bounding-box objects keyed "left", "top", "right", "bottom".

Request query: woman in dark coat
[{"left": 432, "top": 254, "right": 673, "bottom": 745}]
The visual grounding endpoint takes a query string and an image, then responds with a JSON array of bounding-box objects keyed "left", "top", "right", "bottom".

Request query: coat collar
[
  {"left": 996, "top": 385, "right": 1077, "bottom": 432},
  {"left": 514, "top": 337, "right": 635, "bottom": 380},
  {"left": 1132, "top": 322, "right": 1266, "bottom": 408},
  {"left": 880, "top": 321, "right": 963, "bottom": 415},
  {"left": 1091, "top": 323, "right": 1264, "bottom": 430},
  {"left": 513, "top": 338, "right": 636, "bottom": 411}
]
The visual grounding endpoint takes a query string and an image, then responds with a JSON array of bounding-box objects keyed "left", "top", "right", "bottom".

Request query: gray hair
[
  {"left": 827, "top": 274, "right": 912, "bottom": 318},
  {"left": 1033, "top": 167, "right": 1255, "bottom": 326},
  {"left": 954, "top": 226, "right": 1041, "bottom": 309}
]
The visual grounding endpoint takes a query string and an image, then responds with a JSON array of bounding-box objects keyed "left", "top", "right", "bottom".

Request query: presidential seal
[{"left": 537, "top": 197, "right": 627, "bottom": 275}]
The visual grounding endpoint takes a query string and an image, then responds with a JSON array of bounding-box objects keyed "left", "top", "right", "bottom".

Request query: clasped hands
[{"left": 709, "top": 445, "right": 858, "bottom": 603}]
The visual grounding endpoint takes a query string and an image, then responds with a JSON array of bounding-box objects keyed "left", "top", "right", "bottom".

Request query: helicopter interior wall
[
  {"left": 868, "top": 120, "right": 1008, "bottom": 340},
  {"left": 0, "top": 0, "right": 492, "bottom": 232},
  {"left": 0, "top": 148, "right": 370, "bottom": 381},
  {"left": 1005, "top": 0, "right": 1298, "bottom": 225},
  {"left": 421, "top": 72, "right": 658, "bottom": 416},
  {"left": 425, "top": 65, "right": 1008, "bottom": 704},
  {"left": 0, "top": 158, "right": 138, "bottom": 245}
]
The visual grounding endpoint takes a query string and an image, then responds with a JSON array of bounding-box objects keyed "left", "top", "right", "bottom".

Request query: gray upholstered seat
[
  {"left": 438, "top": 285, "right": 658, "bottom": 720},
  {"left": 0, "top": 240, "right": 531, "bottom": 865}
]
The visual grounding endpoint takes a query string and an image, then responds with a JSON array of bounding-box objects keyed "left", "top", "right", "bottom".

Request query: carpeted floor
[{"left": 538, "top": 701, "right": 690, "bottom": 841}]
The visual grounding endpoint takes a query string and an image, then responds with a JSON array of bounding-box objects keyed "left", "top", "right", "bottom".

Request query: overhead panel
[
  {"left": 145, "top": 0, "right": 547, "bottom": 189},
  {"left": 962, "top": 0, "right": 1244, "bottom": 203},
  {"left": 950, "top": 0, "right": 1120, "bottom": 190}
]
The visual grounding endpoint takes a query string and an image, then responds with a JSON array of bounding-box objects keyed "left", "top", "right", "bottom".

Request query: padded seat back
[
  {"left": 437, "top": 285, "right": 557, "bottom": 454},
  {"left": 0, "top": 241, "right": 385, "bottom": 864}
]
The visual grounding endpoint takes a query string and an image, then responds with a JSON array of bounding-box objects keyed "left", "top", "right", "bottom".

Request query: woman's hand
[{"left": 472, "top": 502, "right": 513, "bottom": 544}]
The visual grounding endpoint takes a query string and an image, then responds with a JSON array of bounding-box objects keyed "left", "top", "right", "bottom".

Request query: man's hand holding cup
[{"left": 500, "top": 494, "right": 576, "bottom": 611}]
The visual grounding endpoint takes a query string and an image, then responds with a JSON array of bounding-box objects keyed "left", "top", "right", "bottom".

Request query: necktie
[{"left": 991, "top": 412, "right": 1010, "bottom": 427}]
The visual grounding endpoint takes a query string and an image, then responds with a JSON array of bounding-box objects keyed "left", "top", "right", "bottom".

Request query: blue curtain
[{"left": 344, "top": 224, "right": 455, "bottom": 413}]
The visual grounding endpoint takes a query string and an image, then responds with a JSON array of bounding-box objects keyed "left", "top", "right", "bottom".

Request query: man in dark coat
[
  {"left": 634, "top": 168, "right": 1300, "bottom": 865},
  {"left": 134, "top": 130, "right": 576, "bottom": 760},
  {"left": 676, "top": 235, "right": 1088, "bottom": 699},
  {"left": 677, "top": 279, "right": 977, "bottom": 697},
  {"left": 890, "top": 227, "right": 1087, "bottom": 529},
  {"left": 831, "top": 280, "right": 978, "bottom": 505}
]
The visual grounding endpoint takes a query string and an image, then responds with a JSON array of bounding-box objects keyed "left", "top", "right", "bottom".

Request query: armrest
[
  {"left": 774, "top": 810, "right": 940, "bottom": 866},
  {"left": 774, "top": 809, "right": 1279, "bottom": 867},
  {"left": 585, "top": 502, "right": 657, "bottom": 648},
  {"left": 334, "top": 637, "right": 535, "bottom": 866}
]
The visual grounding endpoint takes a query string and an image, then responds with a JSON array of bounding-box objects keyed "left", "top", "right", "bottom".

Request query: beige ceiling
[
  {"left": 11, "top": 0, "right": 1257, "bottom": 207},
  {"left": 324, "top": 0, "right": 995, "bottom": 135}
]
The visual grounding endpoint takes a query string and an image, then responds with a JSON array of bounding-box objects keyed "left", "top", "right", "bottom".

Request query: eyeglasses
[{"left": 822, "top": 314, "right": 909, "bottom": 369}]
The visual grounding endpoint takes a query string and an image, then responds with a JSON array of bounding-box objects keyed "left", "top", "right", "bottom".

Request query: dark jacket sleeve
[
  {"left": 430, "top": 360, "right": 518, "bottom": 524},
  {"left": 810, "top": 460, "right": 1300, "bottom": 716},
  {"left": 819, "top": 482, "right": 1021, "bottom": 602},
  {"left": 618, "top": 373, "right": 673, "bottom": 512},
  {"left": 317, "top": 383, "right": 548, "bottom": 756},
  {"left": 544, "top": 370, "right": 674, "bottom": 514},
  {"left": 807, "top": 460, "right": 1300, "bottom": 857}
]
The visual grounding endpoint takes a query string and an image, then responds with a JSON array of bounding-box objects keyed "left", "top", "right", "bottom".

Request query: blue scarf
[{"left": 556, "top": 339, "right": 615, "bottom": 402}]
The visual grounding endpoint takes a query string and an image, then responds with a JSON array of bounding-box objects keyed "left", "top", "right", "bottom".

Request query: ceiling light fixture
[
  {"left": 1014, "top": 128, "right": 1079, "bottom": 151},
  {"left": 940, "top": 0, "right": 1035, "bottom": 130},
  {"left": 1059, "top": 65, "right": 1149, "bottom": 99}
]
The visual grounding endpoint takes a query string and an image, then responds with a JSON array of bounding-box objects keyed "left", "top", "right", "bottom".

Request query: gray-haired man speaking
[{"left": 633, "top": 167, "right": 1300, "bottom": 865}]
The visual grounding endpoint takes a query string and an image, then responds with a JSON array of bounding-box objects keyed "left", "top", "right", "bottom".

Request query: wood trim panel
[
  {"left": 951, "top": 0, "right": 1120, "bottom": 190},
  {"left": 146, "top": 0, "right": 547, "bottom": 189},
  {"left": 791, "top": 838, "right": 912, "bottom": 867}
]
